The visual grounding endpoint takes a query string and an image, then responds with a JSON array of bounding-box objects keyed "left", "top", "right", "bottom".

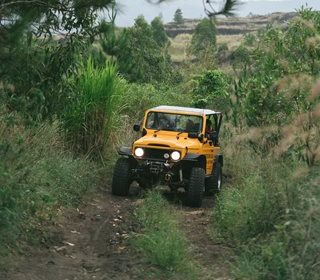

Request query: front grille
[{"left": 144, "top": 148, "right": 171, "bottom": 160}]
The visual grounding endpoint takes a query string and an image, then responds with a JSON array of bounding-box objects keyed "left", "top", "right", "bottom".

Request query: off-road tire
[
  {"left": 205, "top": 162, "right": 222, "bottom": 195},
  {"left": 186, "top": 167, "right": 205, "bottom": 207},
  {"left": 111, "top": 158, "right": 131, "bottom": 196}
]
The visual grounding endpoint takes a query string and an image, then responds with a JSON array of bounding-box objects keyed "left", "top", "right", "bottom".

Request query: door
[{"left": 202, "top": 114, "right": 221, "bottom": 175}]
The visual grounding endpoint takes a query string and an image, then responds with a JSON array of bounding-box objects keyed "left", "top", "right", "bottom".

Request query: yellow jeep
[{"left": 111, "top": 106, "right": 223, "bottom": 207}]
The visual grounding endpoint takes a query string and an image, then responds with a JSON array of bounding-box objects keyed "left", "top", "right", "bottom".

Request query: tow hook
[{"left": 164, "top": 173, "right": 172, "bottom": 182}]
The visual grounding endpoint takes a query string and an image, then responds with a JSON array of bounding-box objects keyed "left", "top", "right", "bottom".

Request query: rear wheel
[
  {"left": 111, "top": 158, "right": 131, "bottom": 196},
  {"left": 186, "top": 167, "right": 205, "bottom": 207},
  {"left": 205, "top": 162, "right": 222, "bottom": 195}
]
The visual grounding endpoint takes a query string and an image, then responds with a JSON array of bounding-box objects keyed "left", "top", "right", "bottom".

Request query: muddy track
[{"left": 2, "top": 187, "right": 233, "bottom": 280}]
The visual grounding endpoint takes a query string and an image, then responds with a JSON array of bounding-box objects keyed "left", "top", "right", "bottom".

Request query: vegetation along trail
[{"left": 2, "top": 0, "right": 320, "bottom": 279}]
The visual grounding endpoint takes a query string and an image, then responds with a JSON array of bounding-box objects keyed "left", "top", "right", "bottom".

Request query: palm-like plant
[
  {"left": 203, "top": 0, "right": 240, "bottom": 17},
  {"left": 147, "top": 0, "right": 240, "bottom": 17}
]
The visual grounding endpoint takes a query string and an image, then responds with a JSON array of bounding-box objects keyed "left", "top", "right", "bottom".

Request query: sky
[{"left": 114, "top": 0, "right": 320, "bottom": 26}]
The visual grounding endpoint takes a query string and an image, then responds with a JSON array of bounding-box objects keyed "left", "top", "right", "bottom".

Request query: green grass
[
  {"left": 132, "top": 191, "right": 199, "bottom": 279},
  {"left": 0, "top": 110, "right": 101, "bottom": 256},
  {"left": 211, "top": 131, "right": 320, "bottom": 279},
  {"left": 63, "top": 57, "right": 125, "bottom": 159}
]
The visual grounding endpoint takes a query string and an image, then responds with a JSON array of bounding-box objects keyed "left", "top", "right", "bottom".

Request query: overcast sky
[{"left": 114, "top": 0, "right": 320, "bottom": 26}]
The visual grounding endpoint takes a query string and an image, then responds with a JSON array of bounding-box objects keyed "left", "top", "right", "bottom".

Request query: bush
[
  {"left": 0, "top": 109, "right": 100, "bottom": 255},
  {"left": 231, "top": 9, "right": 320, "bottom": 126}
]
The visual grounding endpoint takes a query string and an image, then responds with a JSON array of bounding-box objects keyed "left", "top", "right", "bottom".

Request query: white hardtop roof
[{"left": 149, "top": 106, "right": 221, "bottom": 116}]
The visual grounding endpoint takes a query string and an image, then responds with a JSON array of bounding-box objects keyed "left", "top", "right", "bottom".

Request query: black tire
[
  {"left": 205, "top": 162, "right": 222, "bottom": 195},
  {"left": 186, "top": 167, "right": 205, "bottom": 207},
  {"left": 111, "top": 158, "right": 131, "bottom": 196}
]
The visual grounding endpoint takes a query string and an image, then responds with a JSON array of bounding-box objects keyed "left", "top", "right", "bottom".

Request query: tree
[
  {"left": 0, "top": 0, "right": 115, "bottom": 120},
  {"left": 189, "top": 18, "right": 216, "bottom": 60},
  {"left": 173, "top": 8, "right": 184, "bottom": 25},
  {"left": 117, "top": 16, "right": 173, "bottom": 84},
  {"left": 151, "top": 16, "right": 169, "bottom": 47}
]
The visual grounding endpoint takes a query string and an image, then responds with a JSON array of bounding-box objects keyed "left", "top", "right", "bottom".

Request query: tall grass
[
  {"left": 0, "top": 108, "right": 100, "bottom": 255},
  {"left": 133, "top": 191, "right": 199, "bottom": 279},
  {"left": 212, "top": 128, "right": 320, "bottom": 279},
  {"left": 63, "top": 57, "right": 124, "bottom": 159}
]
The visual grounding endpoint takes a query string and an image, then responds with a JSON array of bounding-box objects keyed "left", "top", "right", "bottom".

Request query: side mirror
[
  {"left": 198, "top": 133, "right": 204, "bottom": 143},
  {"left": 133, "top": 124, "right": 141, "bottom": 132}
]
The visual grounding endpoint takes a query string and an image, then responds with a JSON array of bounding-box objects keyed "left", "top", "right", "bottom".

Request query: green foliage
[
  {"left": 151, "top": 16, "right": 169, "bottom": 47},
  {"left": 63, "top": 57, "right": 124, "bottom": 159},
  {"left": 0, "top": 109, "right": 100, "bottom": 254},
  {"left": 0, "top": 1, "right": 116, "bottom": 121},
  {"left": 173, "top": 8, "right": 184, "bottom": 25},
  {"left": 192, "top": 70, "right": 230, "bottom": 112},
  {"left": 117, "top": 16, "right": 175, "bottom": 84},
  {"left": 213, "top": 163, "right": 289, "bottom": 243},
  {"left": 230, "top": 169, "right": 320, "bottom": 280},
  {"left": 133, "top": 191, "right": 198, "bottom": 278},
  {"left": 212, "top": 128, "right": 320, "bottom": 279},
  {"left": 189, "top": 18, "right": 216, "bottom": 60},
  {"left": 1, "top": 35, "right": 87, "bottom": 121},
  {"left": 0, "top": 0, "right": 114, "bottom": 38},
  {"left": 231, "top": 9, "right": 320, "bottom": 126}
]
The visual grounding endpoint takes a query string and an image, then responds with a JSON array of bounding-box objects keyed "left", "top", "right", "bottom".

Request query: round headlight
[
  {"left": 171, "top": 151, "right": 181, "bottom": 161},
  {"left": 134, "top": 148, "right": 144, "bottom": 157}
]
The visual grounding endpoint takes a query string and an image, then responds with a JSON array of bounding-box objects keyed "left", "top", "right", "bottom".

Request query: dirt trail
[
  {"left": 2, "top": 187, "right": 144, "bottom": 280},
  {"left": 2, "top": 188, "right": 233, "bottom": 280},
  {"left": 176, "top": 197, "right": 234, "bottom": 280}
]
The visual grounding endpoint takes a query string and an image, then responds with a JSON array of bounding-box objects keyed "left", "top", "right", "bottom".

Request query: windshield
[{"left": 146, "top": 112, "right": 203, "bottom": 133}]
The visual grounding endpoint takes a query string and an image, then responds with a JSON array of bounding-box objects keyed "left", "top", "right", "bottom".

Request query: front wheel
[
  {"left": 111, "top": 158, "right": 131, "bottom": 196},
  {"left": 186, "top": 167, "right": 205, "bottom": 207}
]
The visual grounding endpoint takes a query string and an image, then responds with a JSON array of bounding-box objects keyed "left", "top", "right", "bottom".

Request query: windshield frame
[{"left": 144, "top": 111, "right": 204, "bottom": 134}]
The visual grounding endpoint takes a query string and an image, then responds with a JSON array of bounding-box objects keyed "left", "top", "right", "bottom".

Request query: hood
[{"left": 134, "top": 131, "right": 202, "bottom": 151}]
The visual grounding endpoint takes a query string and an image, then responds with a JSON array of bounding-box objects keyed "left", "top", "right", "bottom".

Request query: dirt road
[{"left": 2, "top": 186, "right": 233, "bottom": 280}]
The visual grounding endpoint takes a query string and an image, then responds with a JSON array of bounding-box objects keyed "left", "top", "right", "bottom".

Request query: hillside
[{"left": 165, "top": 12, "right": 296, "bottom": 37}]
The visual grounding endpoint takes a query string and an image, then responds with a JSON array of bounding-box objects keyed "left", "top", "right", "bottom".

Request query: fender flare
[
  {"left": 215, "top": 154, "right": 223, "bottom": 167},
  {"left": 118, "top": 147, "right": 132, "bottom": 156}
]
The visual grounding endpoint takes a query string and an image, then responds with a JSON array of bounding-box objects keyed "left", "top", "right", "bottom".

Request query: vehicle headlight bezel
[
  {"left": 134, "top": 147, "right": 144, "bottom": 157},
  {"left": 171, "top": 151, "right": 181, "bottom": 161}
]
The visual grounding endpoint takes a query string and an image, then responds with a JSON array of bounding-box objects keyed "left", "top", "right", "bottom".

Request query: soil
[{"left": 2, "top": 186, "right": 233, "bottom": 280}]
